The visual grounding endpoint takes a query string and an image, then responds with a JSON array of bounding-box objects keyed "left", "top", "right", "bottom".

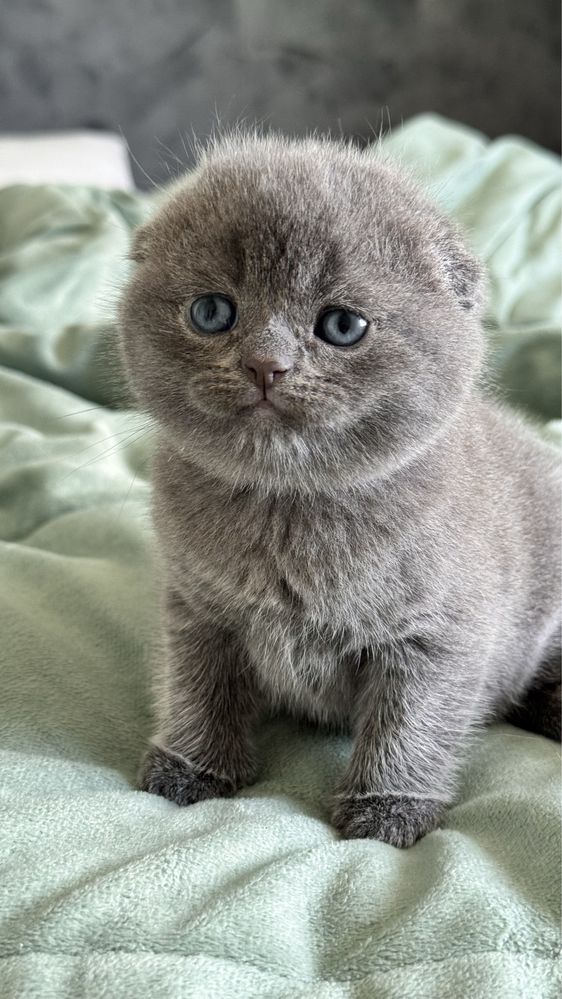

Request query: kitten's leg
[
  {"left": 505, "top": 644, "right": 561, "bottom": 741},
  {"left": 333, "top": 640, "right": 477, "bottom": 848},
  {"left": 139, "top": 587, "right": 258, "bottom": 806}
]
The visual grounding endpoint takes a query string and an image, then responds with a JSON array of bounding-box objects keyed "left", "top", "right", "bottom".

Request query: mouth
[
  {"left": 241, "top": 398, "right": 281, "bottom": 420},
  {"left": 238, "top": 387, "right": 284, "bottom": 419},
  {"left": 233, "top": 392, "right": 309, "bottom": 432}
]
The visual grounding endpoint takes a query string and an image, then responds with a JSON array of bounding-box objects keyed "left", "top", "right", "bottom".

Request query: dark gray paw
[
  {"left": 139, "top": 745, "right": 236, "bottom": 806},
  {"left": 333, "top": 793, "right": 444, "bottom": 847}
]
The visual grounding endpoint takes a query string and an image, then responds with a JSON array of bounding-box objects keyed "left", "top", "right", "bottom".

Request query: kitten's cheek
[{"left": 332, "top": 793, "right": 444, "bottom": 847}]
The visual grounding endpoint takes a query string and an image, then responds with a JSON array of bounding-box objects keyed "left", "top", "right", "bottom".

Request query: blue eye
[
  {"left": 314, "top": 309, "right": 368, "bottom": 346},
  {"left": 189, "top": 294, "right": 237, "bottom": 334}
]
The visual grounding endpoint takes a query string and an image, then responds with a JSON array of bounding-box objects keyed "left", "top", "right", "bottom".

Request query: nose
[{"left": 242, "top": 355, "right": 293, "bottom": 390}]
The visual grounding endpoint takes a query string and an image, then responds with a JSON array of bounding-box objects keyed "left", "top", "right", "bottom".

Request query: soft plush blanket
[{"left": 0, "top": 115, "right": 560, "bottom": 999}]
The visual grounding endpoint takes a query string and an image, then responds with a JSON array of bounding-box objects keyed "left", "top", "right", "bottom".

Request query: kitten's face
[{"left": 120, "top": 136, "right": 485, "bottom": 492}]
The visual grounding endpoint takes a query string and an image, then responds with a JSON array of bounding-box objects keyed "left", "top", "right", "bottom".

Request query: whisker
[
  {"left": 155, "top": 137, "right": 186, "bottom": 173},
  {"left": 63, "top": 423, "right": 151, "bottom": 460},
  {"left": 115, "top": 470, "right": 139, "bottom": 524},
  {"left": 117, "top": 126, "right": 165, "bottom": 192},
  {"left": 59, "top": 426, "right": 154, "bottom": 481},
  {"left": 53, "top": 406, "right": 110, "bottom": 421}
]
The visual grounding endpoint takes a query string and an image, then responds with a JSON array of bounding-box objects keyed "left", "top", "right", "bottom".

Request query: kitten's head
[{"left": 120, "top": 133, "right": 485, "bottom": 494}]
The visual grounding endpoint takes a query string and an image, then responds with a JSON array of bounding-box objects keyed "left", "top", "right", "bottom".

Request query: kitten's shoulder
[{"left": 462, "top": 395, "right": 561, "bottom": 530}]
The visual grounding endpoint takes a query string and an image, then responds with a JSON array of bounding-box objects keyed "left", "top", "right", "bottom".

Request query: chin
[{"left": 236, "top": 400, "right": 283, "bottom": 421}]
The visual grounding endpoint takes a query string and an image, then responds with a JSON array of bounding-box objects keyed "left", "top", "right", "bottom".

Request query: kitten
[{"left": 119, "top": 133, "right": 561, "bottom": 848}]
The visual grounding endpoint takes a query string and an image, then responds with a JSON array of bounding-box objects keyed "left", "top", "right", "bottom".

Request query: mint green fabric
[{"left": 0, "top": 114, "right": 560, "bottom": 999}]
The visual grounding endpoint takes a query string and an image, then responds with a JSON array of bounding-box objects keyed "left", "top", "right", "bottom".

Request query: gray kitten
[{"left": 119, "top": 134, "right": 561, "bottom": 848}]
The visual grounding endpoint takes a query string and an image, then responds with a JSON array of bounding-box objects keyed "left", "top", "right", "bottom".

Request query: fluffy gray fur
[{"left": 119, "top": 133, "right": 561, "bottom": 848}]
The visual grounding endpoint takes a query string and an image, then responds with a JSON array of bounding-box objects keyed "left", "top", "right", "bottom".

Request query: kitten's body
[
  {"left": 120, "top": 134, "right": 561, "bottom": 846},
  {"left": 155, "top": 403, "right": 559, "bottom": 730}
]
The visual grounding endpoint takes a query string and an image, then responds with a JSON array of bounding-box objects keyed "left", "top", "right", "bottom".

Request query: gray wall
[{"left": 1, "top": 0, "right": 560, "bottom": 188}]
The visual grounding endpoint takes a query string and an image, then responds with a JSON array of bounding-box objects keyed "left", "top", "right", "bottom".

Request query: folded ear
[{"left": 437, "top": 227, "right": 486, "bottom": 313}]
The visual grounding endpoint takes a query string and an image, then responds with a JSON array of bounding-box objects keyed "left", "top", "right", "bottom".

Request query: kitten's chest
[
  {"left": 158, "top": 459, "right": 404, "bottom": 723},
  {"left": 158, "top": 460, "right": 406, "bottom": 655},
  {"left": 208, "top": 492, "right": 372, "bottom": 720},
  {"left": 173, "top": 479, "right": 387, "bottom": 624}
]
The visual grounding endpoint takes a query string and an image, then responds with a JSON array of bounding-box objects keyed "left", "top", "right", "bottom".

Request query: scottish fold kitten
[{"left": 119, "top": 134, "right": 561, "bottom": 847}]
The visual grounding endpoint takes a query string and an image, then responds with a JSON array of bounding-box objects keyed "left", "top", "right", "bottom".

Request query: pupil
[
  {"left": 204, "top": 299, "right": 217, "bottom": 323},
  {"left": 338, "top": 313, "right": 351, "bottom": 335}
]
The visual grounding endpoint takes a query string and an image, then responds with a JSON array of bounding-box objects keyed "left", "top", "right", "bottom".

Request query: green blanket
[{"left": 0, "top": 115, "right": 560, "bottom": 999}]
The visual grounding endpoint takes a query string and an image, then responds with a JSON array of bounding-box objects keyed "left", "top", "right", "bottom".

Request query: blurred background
[{"left": 1, "top": 0, "right": 560, "bottom": 188}]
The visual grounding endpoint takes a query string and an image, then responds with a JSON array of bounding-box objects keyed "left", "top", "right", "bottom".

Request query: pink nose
[{"left": 242, "top": 356, "right": 293, "bottom": 389}]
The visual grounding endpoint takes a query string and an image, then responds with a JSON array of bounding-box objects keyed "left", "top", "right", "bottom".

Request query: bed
[{"left": 0, "top": 115, "right": 560, "bottom": 998}]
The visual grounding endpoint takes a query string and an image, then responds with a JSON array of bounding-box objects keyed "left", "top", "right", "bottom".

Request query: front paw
[
  {"left": 139, "top": 745, "right": 237, "bottom": 806},
  {"left": 333, "top": 793, "right": 444, "bottom": 848}
]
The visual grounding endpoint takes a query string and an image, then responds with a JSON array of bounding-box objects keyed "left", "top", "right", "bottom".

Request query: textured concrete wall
[{"left": 0, "top": 0, "right": 559, "bottom": 187}]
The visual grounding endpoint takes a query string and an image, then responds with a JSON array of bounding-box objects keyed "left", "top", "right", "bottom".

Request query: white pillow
[{"left": 0, "top": 130, "right": 134, "bottom": 189}]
